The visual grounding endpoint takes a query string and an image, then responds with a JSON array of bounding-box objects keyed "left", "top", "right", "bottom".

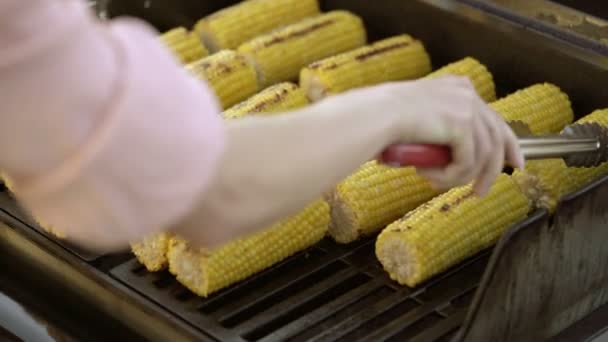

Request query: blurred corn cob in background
[
  {"left": 425, "top": 57, "right": 496, "bottom": 102},
  {"left": 376, "top": 173, "right": 537, "bottom": 287},
  {"left": 194, "top": 0, "right": 320, "bottom": 52},
  {"left": 327, "top": 57, "right": 496, "bottom": 244},
  {"left": 490, "top": 83, "right": 573, "bottom": 134},
  {"left": 299, "top": 34, "right": 432, "bottom": 101},
  {"left": 222, "top": 82, "right": 309, "bottom": 119},
  {"left": 561, "top": 109, "right": 608, "bottom": 193},
  {"left": 186, "top": 50, "right": 259, "bottom": 109},
  {"left": 159, "top": 27, "right": 209, "bottom": 64},
  {"left": 238, "top": 10, "right": 367, "bottom": 88},
  {"left": 167, "top": 199, "right": 330, "bottom": 297}
]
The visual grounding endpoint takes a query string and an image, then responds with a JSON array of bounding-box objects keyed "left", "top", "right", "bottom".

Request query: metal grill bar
[{"left": 257, "top": 278, "right": 386, "bottom": 342}]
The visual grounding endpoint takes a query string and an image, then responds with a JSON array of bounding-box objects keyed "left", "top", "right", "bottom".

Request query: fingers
[
  {"left": 387, "top": 76, "right": 524, "bottom": 195},
  {"left": 471, "top": 106, "right": 496, "bottom": 195},
  {"left": 472, "top": 105, "right": 504, "bottom": 195}
]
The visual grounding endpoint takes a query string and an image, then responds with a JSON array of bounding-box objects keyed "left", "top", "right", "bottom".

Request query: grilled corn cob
[
  {"left": 237, "top": 11, "right": 367, "bottom": 88},
  {"left": 513, "top": 159, "right": 570, "bottom": 213},
  {"left": 222, "top": 82, "right": 309, "bottom": 119},
  {"left": 167, "top": 200, "right": 330, "bottom": 297},
  {"left": 186, "top": 50, "right": 259, "bottom": 109},
  {"left": 490, "top": 83, "right": 573, "bottom": 134},
  {"left": 376, "top": 173, "right": 534, "bottom": 287},
  {"left": 299, "top": 34, "right": 432, "bottom": 101},
  {"left": 328, "top": 163, "right": 439, "bottom": 244},
  {"left": 327, "top": 59, "right": 497, "bottom": 244},
  {"left": 160, "top": 27, "right": 209, "bottom": 64},
  {"left": 426, "top": 57, "right": 496, "bottom": 102},
  {"left": 131, "top": 232, "right": 173, "bottom": 272},
  {"left": 194, "top": 0, "right": 320, "bottom": 52}
]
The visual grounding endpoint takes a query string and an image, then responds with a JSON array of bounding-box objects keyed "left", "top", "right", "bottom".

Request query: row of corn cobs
[{"left": 67, "top": 0, "right": 608, "bottom": 296}]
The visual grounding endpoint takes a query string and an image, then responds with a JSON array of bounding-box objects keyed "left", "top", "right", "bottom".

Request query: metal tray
[{"left": 1, "top": 0, "right": 608, "bottom": 341}]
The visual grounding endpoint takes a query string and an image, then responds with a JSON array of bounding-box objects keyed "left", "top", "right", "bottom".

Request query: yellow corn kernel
[
  {"left": 194, "top": 0, "right": 320, "bottom": 52},
  {"left": 167, "top": 200, "right": 330, "bottom": 297},
  {"left": 561, "top": 109, "right": 608, "bottom": 193},
  {"left": 160, "top": 28, "right": 209, "bottom": 64},
  {"left": 160, "top": 27, "right": 188, "bottom": 45},
  {"left": 328, "top": 161, "right": 439, "bottom": 244},
  {"left": 222, "top": 82, "right": 309, "bottom": 119},
  {"left": 299, "top": 34, "right": 432, "bottom": 101},
  {"left": 513, "top": 159, "right": 570, "bottom": 213},
  {"left": 131, "top": 232, "right": 173, "bottom": 272},
  {"left": 376, "top": 174, "right": 532, "bottom": 287},
  {"left": 426, "top": 57, "right": 496, "bottom": 102},
  {"left": 238, "top": 11, "right": 367, "bottom": 88},
  {"left": 186, "top": 50, "right": 259, "bottom": 109},
  {"left": 490, "top": 83, "right": 573, "bottom": 134}
]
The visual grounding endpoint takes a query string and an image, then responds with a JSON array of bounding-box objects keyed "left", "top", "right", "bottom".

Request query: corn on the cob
[
  {"left": 490, "top": 83, "right": 573, "bottom": 134},
  {"left": 237, "top": 11, "right": 367, "bottom": 88},
  {"left": 328, "top": 162, "right": 439, "bottom": 244},
  {"left": 194, "top": 0, "right": 320, "bottom": 52},
  {"left": 513, "top": 159, "right": 570, "bottom": 213},
  {"left": 186, "top": 50, "right": 259, "bottom": 109},
  {"left": 160, "top": 27, "right": 209, "bottom": 64},
  {"left": 426, "top": 57, "right": 496, "bottom": 102},
  {"left": 299, "top": 34, "right": 432, "bottom": 101},
  {"left": 376, "top": 173, "right": 534, "bottom": 287},
  {"left": 222, "top": 82, "right": 309, "bottom": 119},
  {"left": 167, "top": 200, "right": 330, "bottom": 297},
  {"left": 131, "top": 232, "right": 173, "bottom": 272},
  {"left": 327, "top": 59, "right": 497, "bottom": 244}
]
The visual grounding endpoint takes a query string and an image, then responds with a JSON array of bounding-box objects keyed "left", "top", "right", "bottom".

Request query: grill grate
[{"left": 111, "top": 238, "right": 490, "bottom": 341}]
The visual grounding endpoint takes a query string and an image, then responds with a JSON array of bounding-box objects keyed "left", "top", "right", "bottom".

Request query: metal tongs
[{"left": 379, "top": 121, "right": 608, "bottom": 168}]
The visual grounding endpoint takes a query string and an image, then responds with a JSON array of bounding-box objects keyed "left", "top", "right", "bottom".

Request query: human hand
[{"left": 370, "top": 75, "right": 524, "bottom": 195}]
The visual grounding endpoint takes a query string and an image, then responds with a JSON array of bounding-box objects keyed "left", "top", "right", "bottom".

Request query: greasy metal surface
[
  {"left": 552, "top": 302, "right": 608, "bottom": 341},
  {"left": 457, "top": 175, "right": 608, "bottom": 341},
  {"left": 0, "top": 0, "right": 606, "bottom": 341},
  {"left": 0, "top": 191, "right": 102, "bottom": 261},
  {"left": 457, "top": 0, "right": 608, "bottom": 54},
  {"left": 111, "top": 238, "right": 486, "bottom": 341}
]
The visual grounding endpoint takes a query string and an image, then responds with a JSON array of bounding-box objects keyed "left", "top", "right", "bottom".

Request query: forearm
[
  {"left": 1, "top": 1, "right": 225, "bottom": 252},
  {"left": 175, "top": 88, "right": 401, "bottom": 247}
]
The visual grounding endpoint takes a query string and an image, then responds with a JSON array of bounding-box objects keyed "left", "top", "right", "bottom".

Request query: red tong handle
[{"left": 379, "top": 144, "right": 452, "bottom": 168}]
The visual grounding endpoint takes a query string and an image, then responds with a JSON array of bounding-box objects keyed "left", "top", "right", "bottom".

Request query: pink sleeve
[{"left": 0, "top": 0, "right": 225, "bottom": 250}]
